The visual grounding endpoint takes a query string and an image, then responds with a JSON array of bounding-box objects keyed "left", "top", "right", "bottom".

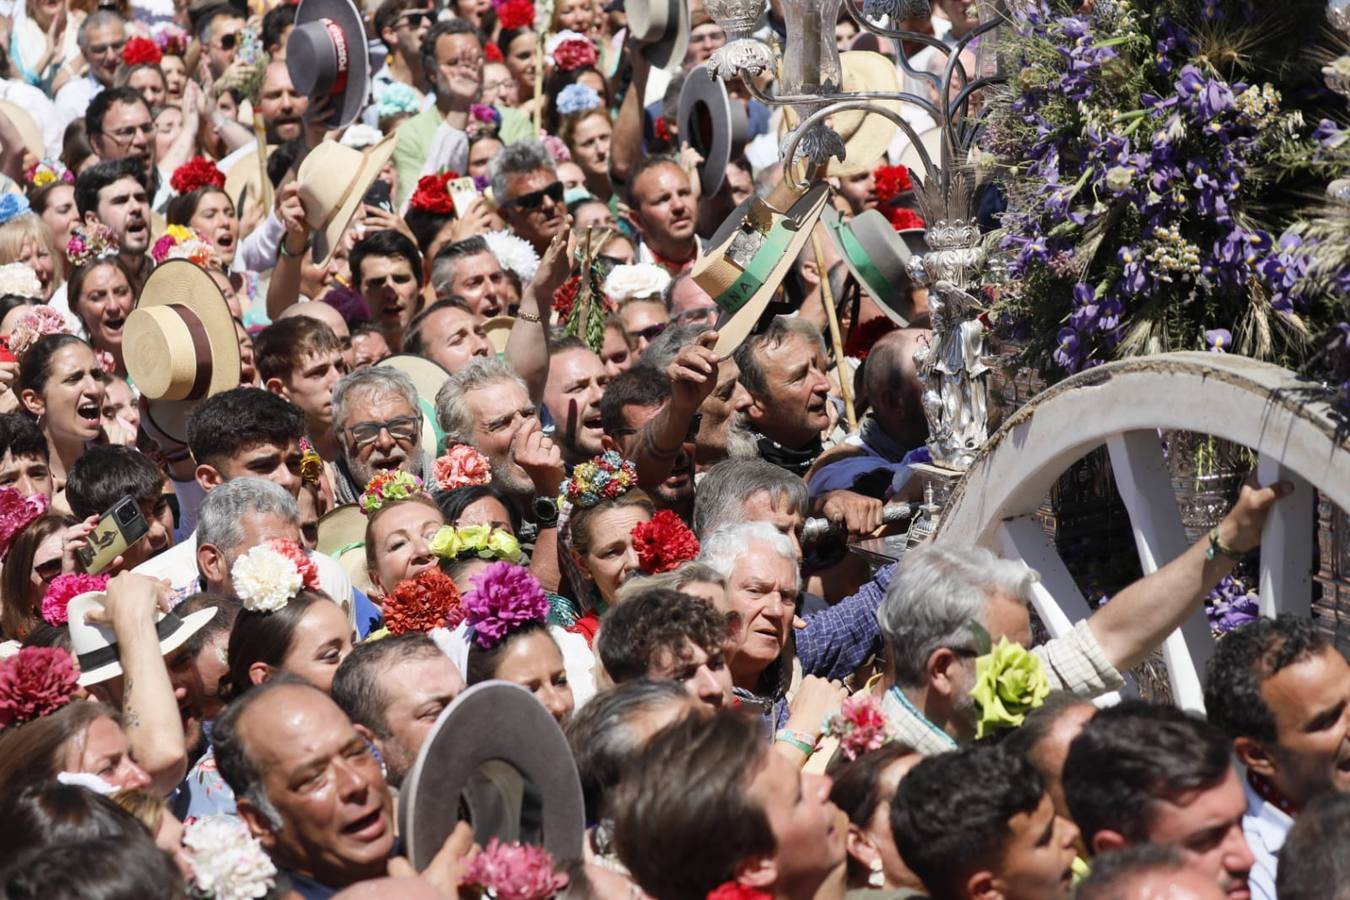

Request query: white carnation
[
  {"left": 340, "top": 124, "right": 384, "bottom": 150},
  {"left": 604, "top": 263, "right": 671, "bottom": 302},
  {"left": 0, "top": 263, "right": 41, "bottom": 299},
  {"left": 183, "top": 816, "right": 277, "bottom": 900},
  {"left": 484, "top": 230, "right": 540, "bottom": 282},
  {"left": 231, "top": 546, "right": 302, "bottom": 613}
]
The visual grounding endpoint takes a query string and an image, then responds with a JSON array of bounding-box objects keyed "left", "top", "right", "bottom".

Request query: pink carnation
[
  {"left": 433, "top": 443, "right": 492, "bottom": 491},
  {"left": 462, "top": 838, "right": 565, "bottom": 900},
  {"left": 9, "top": 306, "right": 71, "bottom": 358},
  {"left": 0, "top": 647, "right": 79, "bottom": 730},
  {"left": 264, "top": 539, "right": 321, "bottom": 591},
  {"left": 540, "top": 133, "right": 571, "bottom": 162},
  {"left": 0, "top": 487, "right": 48, "bottom": 560},
  {"left": 828, "top": 694, "right": 891, "bottom": 761},
  {"left": 41, "top": 573, "right": 110, "bottom": 626},
  {"left": 95, "top": 350, "right": 116, "bottom": 374},
  {"left": 463, "top": 562, "right": 549, "bottom": 649}
]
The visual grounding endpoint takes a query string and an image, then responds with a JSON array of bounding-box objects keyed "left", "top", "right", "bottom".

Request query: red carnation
[
  {"left": 873, "top": 164, "right": 913, "bottom": 203},
  {"left": 653, "top": 116, "right": 672, "bottom": 144},
  {"left": 409, "top": 172, "right": 456, "bottom": 215},
  {"left": 553, "top": 273, "right": 581, "bottom": 322},
  {"left": 0, "top": 647, "right": 79, "bottom": 730},
  {"left": 385, "top": 568, "right": 466, "bottom": 635},
  {"left": 171, "top": 157, "right": 226, "bottom": 195},
  {"left": 498, "top": 0, "right": 535, "bottom": 29},
  {"left": 882, "top": 204, "right": 925, "bottom": 232},
  {"left": 553, "top": 38, "right": 598, "bottom": 72},
  {"left": 844, "top": 315, "right": 898, "bottom": 361},
  {"left": 631, "top": 509, "right": 700, "bottom": 575},
  {"left": 707, "top": 883, "right": 772, "bottom": 900},
  {"left": 122, "top": 36, "right": 163, "bottom": 67},
  {"left": 485, "top": 42, "right": 503, "bottom": 63}
]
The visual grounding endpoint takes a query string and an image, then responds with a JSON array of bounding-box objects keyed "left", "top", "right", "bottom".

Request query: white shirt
[
  {"left": 0, "top": 79, "right": 64, "bottom": 157},
  {"left": 54, "top": 73, "right": 103, "bottom": 131},
  {"left": 1242, "top": 774, "right": 1292, "bottom": 900}
]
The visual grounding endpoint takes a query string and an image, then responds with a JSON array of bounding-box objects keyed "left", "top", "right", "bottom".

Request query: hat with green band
[
  {"left": 316, "top": 504, "right": 379, "bottom": 598},
  {"left": 693, "top": 182, "right": 833, "bottom": 358},
  {"left": 377, "top": 354, "right": 450, "bottom": 459},
  {"left": 823, "top": 207, "right": 929, "bottom": 326}
]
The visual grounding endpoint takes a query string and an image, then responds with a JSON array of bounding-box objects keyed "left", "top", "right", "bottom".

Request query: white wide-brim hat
[{"left": 68, "top": 592, "right": 218, "bottom": 686}]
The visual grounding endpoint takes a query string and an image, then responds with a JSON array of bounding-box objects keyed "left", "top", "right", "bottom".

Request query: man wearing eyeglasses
[
  {"left": 491, "top": 141, "right": 568, "bottom": 256},
  {"left": 330, "top": 368, "right": 431, "bottom": 505},
  {"left": 86, "top": 87, "right": 161, "bottom": 204},
  {"left": 53, "top": 10, "right": 126, "bottom": 128}
]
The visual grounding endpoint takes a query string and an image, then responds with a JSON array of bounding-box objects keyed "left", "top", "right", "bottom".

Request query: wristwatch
[{"left": 533, "top": 496, "right": 559, "bottom": 528}]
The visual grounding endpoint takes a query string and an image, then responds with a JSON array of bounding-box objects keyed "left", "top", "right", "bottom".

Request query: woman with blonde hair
[{"left": 0, "top": 207, "right": 62, "bottom": 301}]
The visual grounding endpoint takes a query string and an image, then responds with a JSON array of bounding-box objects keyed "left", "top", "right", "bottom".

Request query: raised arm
[
  {"left": 631, "top": 331, "right": 719, "bottom": 491},
  {"left": 609, "top": 49, "right": 650, "bottom": 187},
  {"left": 506, "top": 229, "right": 569, "bottom": 406}
]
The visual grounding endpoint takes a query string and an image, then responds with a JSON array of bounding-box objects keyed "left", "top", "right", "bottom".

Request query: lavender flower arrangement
[
  {"left": 464, "top": 561, "right": 550, "bottom": 649},
  {"left": 987, "top": 0, "right": 1339, "bottom": 380}
]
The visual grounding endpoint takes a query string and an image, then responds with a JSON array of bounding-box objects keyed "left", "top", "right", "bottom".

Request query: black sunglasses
[
  {"left": 34, "top": 558, "right": 63, "bottom": 583},
  {"left": 218, "top": 32, "right": 237, "bottom": 50},
  {"left": 507, "top": 181, "right": 564, "bottom": 211},
  {"left": 400, "top": 11, "right": 435, "bottom": 27}
]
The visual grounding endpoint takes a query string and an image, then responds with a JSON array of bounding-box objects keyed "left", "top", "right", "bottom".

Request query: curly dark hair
[
  {"left": 594, "top": 589, "right": 735, "bottom": 684},
  {"left": 1203, "top": 614, "right": 1334, "bottom": 744}
]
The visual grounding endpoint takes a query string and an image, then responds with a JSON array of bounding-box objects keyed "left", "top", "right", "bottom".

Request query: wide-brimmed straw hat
[
  {"left": 124, "top": 259, "right": 242, "bottom": 444},
  {"left": 783, "top": 51, "right": 901, "bottom": 177},
  {"left": 297, "top": 131, "right": 397, "bottom": 266},
  {"left": 822, "top": 207, "right": 929, "bottom": 326},
  {"left": 316, "top": 503, "right": 377, "bottom": 597},
  {"left": 376, "top": 353, "right": 449, "bottom": 459},
  {"left": 625, "top": 0, "right": 689, "bottom": 72},
  {"left": 399, "top": 682, "right": 585, "bottom": 869},
  {"left": 482, "top": 316, "right": 515, "bottom": 355},
  {"left": 223, "top": 143, "right": 276, "bottom": 217},
  {"left": 286, "top": 0, "right": 370, "bottom": 129},
  {"left": 68, "top": 592, "right": 217, "bottom": 686},
  {"left": 0, "top": 101, "right": 44, "bottom": 161},
  {"left": 693, "top": 182, "right": 832, "bottom": 358},
  {"left": 678, "top": 66, "right": 749, "bottom": 198}
]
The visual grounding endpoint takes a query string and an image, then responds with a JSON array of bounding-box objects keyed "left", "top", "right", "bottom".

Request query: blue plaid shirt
[{"left": 734, "top": 564, "right": 896, "bottom": 728}]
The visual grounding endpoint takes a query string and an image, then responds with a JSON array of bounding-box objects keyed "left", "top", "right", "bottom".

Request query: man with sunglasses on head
[
  {"left": 330, "top": 367, "right": 432, "bottom": 505},
  {"left": 491, "top": 141, "right": 569, "bottom": 256},
  {"left": 53, "top": 10, "right": 126, "bottom": 128}
]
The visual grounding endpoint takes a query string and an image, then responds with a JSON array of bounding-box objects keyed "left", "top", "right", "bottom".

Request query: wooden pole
[
  {"left": 252, "top": 112, "right": 272, "bottom": 212},
  {"left": 533, "top": 26, "right": 545, "bottom": 133},
  {"left": 812, "top": 227, "right": 857, "bottom": 432}
]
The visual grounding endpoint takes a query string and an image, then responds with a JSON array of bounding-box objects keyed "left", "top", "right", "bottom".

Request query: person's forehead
[
  {"left": 507, "top": 167, "right": 557, "bottom": 190},
  {"left": 466, "top": 378, "right": 526, "bottom": 412},
  {"left": 361, "top": 254, "right": 414, "bottom": 278},
  {"left": 1262, "top": 646, "right": 1350, "bottom": 728},
  {"left": 436, "top": 32, "right": 480, "bottom": 57},
  {"left": 241, "top": 686, "right": 352, "bottom": 765},
  {"left": 457, "top": 251, "right": 502, "bottom": 274},
  {"left": 107, "top": 100, "right": 152, "bottom": 124},
  {"left": 634, "top": 163, "right": 688, "bottom": 198},
  {"left": 742, "top": 490, "right": 800, "bottom": 520},
  {"left": 0, "top": 450, "right": 44, "bottom": 470},
  {"left": 552, "top": 347, "right": 604, "bottom": 381},
  {"left": 1148, "top": 767, "right": 1243, "bottom": 837},
  {"left": 100, "top": 177, "right": 146, "bottom": 200},
  {"left": 621, "top": 401, "right": 662, "bottom": 431},
  {"left": 213, "top": 15, "right": 245, "bottom": 35},
  {"left": 381, "top": 652, "right": 460, "bottom": 697},
  {"left": 733, "top": 542, "right": 796, "bottom": 579},
  {"left": 88, "top": 22, "right": 125, "bottom": 41},
  {"left": 262, "top": 63, "right": 295, "bottom": 92},
  {"left": 346, "top": 388, "right": 415, "bottom": 418},
  {"left": 426, "top": 305, "right": 477, "bottom": 332}
]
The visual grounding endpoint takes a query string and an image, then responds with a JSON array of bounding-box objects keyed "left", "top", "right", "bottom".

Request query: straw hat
[
  {"left": 286, "top": 0, "right": 371, "bottom": 129},
  {"left": 0, "top": 101, "right": 44, "bottom": 161},
  {"left": 482, "top": 316, "right": 514, "bottom": 355},
  {"left": 782, "top": 51, "right": 901, "bottom": 177},
  {"left": 298, "top": 132, "right": 397, "bottom": 266},
  {"left": 692, "top": 182, "right": 832, "bottom": 358},
  {"left": 316, "top": 503, "right": 376, "bottom": 598},
  {"left": 123, "top": 260, "right": 242, "bottom": 443},
  {"left": 822, "top": 207, "right": 929, "bottom": 326},
  {"left": 376, "top": 353, "right": 449, "bottom": 459},
  {"left": 678, "top": 66, "right": 749, "bottom": 198},
  {"left": 897, "top": 123, "right": 943, "bottom": 184},
  {"left": 625, "top": 0, "right": 690, "bottom": 72},
  {"left": 222, "top": 144, "right": 276, "bottom": 216},
  {"left": 399, "top": 682, "right": 585, "bottom": 869},
  {"left": 68, "top": 592, "right": 217, "bottom": 686}
]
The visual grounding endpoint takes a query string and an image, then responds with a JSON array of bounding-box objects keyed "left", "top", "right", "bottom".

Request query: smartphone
[
  {"left": 447, "top": 177, "right": 480, "bottom": 217},
  {"left": 78, "top": 496, "right": 150, "bottom": 575},
  {"left": 363, "top": 179, "right": 393, "bottom": 213}
]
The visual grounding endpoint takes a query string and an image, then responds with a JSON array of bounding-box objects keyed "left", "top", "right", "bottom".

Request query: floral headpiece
[
  {"left": 231, "top": 539, "right": 321, "bottom": 613},
  {"left": 431, "top": 524, "right": 523, "bottom": 564},
  {"left": 41, "top": 573, "right": 109, "bottom": 627},
  {"left": 882, "top": 206, "right": 925, "bottom": 232},
  {"left": 151, "top": 22, "right": 189, "bottom": 56},
  {"left": 497, "top": 0, "right": 535, "bottom": 30},
  {"left": 843, "top": 316, "right": 899, "bottom": 362},
  {"left": 484, "top": 231, "right": 540, "bottom": 282},
  {"left": 0, "top": 647, "right": 79, "bottom": 730},
  {"left": 873, "top": 164, "right": 913, "bottom": 202},
  {"left": 151, "top": 225, "right": 219, "bottom": 268},
  {"left": 383, "top": 568, "right": 466, "bottom": 636},
  {"left": 463, "top": 838, "right": 567, "bottom": 900},
  {"left": 182, "top": 816, "right": 277, "bottom": 900},
  {"left": 0, "top": 263, "right": 42, "bottom": 300},
  {"left": 468, "top": 103, "right": 502, "bottom": 141},
  {"left": 464, "top": 561, "right": 549, "bottom": 649},
  {"left": 66, "top": 224, "right": 119, "bottom": 269},
  {"left": 122, "top": 36, "right": 162, "bottom": 67},
  {"left": 557, "top": 83, "right": 601, "bottom": 117},
  {"left": 561, "top": 452, "right": 637, "bottom": 509},
  {"left": 631, "top": 510, "right": 699, "bottom": 575},
  {"left": 0, "top": 195, "right": 32, "bottom": 228},
  {"left": 824, "top": 694, "right": 892, "bottom": 761},
  {"left": 604, "top": 263, "right": 670, "bottom": 303},
  {"left": 409, "top": 171, "right": 460, "bottom": 215},
  {"left": 171, "top": 157, "right": 226, "bottom": 195},
  {"left": 970, "top": 636, "right": 1049, "bottom": 740},
  {"left": 548, "top": 33, "right": 598, "bottom": 71},
  {"left": 24, "top": 160, "right": 74, "bottom": 191},
  {"left": 433, "top": 443, "right": 492, "bottom": 492},
  {"left": 0, "top": 488, "right": 48, "bottom": 561},
  {"left": 539, "top": 133, "right": 571, "bottom": 162},
  {"left": 373, "top": 80, "right": 423, "bottom": 121},
  {"left": 9, "top": 306, "right": 71, "bottom": 358},
  {"left": 707, "top": 883, "right": 771, "bottom": 900},
  {"left": 299, "top": 437, "right": 323, "bottom": 486},
  {"left": 360, "top": 470, "right": 424, "bottom": 514},
  {"left": 484, "top": 42, "right": 504, "bottom": 63}
]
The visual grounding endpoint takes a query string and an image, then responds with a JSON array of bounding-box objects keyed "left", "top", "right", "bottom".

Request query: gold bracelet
[
  {"left": 1206, "top": 527, "right": 1245, "bottom": 561},
  {"left": 517, "top": 309, "right": 540, "bottom": 323}
]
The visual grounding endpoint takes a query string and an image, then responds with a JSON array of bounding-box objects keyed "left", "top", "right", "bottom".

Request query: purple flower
[
  {"left": 1053, "top": 327, "right": 1083, "bottom": 372},
  {"left": 1176, "top": 65, "right": 1235, "bottom": 121},
  {"left": 1205, "top": 328, "right": 1233, "bottom": 352},
  {"left": 463, "top": 562, "right": 550, "bottom": 649}
]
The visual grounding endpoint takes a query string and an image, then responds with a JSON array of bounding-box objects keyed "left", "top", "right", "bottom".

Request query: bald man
[
  {"left": 278, "top": 301, "right": 355, "bottom": 370},
  {"left": 805, "top": 327, "right": 932, "bottom": 502}
]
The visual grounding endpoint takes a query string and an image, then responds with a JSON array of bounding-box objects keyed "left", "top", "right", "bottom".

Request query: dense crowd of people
[{"left": 0, "top": 0, "right": 1346, "bottom": 897}]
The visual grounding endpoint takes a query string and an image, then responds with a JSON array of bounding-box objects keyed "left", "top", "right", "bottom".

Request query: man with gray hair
[
  {"left": 331, "top": 367, "right": 431, "bottom": 504},
  {"left": 733, "top": 316, "right": 836, "bottom": 477},
  {"left": 490, "top": 141, "right": 565, "bottom": 255},
  {"left": 53, "top": 10, "right": 126, "bottom": 127},
  {"left": 429, "top": 236, "right": 513, "bottom": 318},
  {"left": 875, "top": 480, "right": 1290, "bottom": 755}
]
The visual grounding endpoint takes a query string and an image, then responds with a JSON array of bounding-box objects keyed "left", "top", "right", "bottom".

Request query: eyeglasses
[
  {"left": 88, "top": 38, "right": 128, "bottom": 57},
  {"left": 106, "top": 122, "right": 154, "bottom": 143},
  {"left": 505, "top": 181, "right": 564, "bottom": 211},
  {"left": 628, "top": 321, "right": 669, "bottom": 342},
  {"left": 400, "top": 10, "right": 436, "bottom": 27},
  {"left": 346, "top": 415, "right": 422, "bottom": 448}
]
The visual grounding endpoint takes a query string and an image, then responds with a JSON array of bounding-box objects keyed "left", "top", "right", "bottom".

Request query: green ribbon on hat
[
  {"left": 416, "top": 398, "right": 445, "bottom": 457},
  {"left": 713, "top": 217, "right": 801, "bottom": 316},
  {"left": 833, "top": 218, "right": 888, "bottom": 300}
]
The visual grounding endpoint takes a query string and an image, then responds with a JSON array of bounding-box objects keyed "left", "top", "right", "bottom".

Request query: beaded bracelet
[{"left": 774, "top": 728, "right": 817, "bottom": 756}]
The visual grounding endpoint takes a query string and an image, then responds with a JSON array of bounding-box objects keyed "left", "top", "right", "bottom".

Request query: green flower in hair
[{"left": 970, "top": 637, "right": 1050, "bottom": 739}]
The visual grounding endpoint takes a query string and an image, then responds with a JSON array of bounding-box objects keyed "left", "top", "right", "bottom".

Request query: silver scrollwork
[
  {"left": 782, "top": 123, "right": 847, "bottom": 169},
  {"left": 706, "top": 40, "right": 777, "bottom": 80}
]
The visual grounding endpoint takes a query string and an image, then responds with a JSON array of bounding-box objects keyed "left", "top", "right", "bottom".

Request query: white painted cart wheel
[{"left": 934, "top": 352, "right": 1350, "bottom": 713}]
